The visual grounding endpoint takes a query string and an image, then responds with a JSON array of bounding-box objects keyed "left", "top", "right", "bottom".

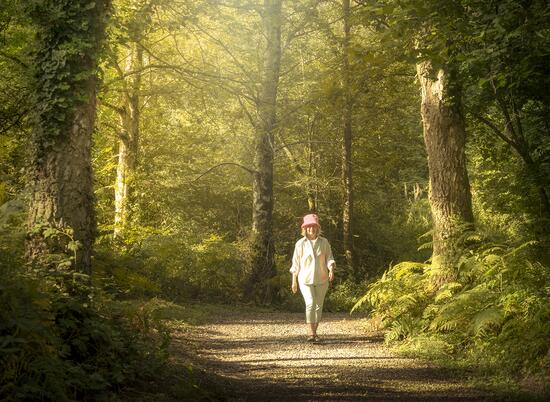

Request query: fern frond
[
  {"left": 396, "top": 293, "right": 417, "bottom": 307},
  {"left": 430, "top": 314, "right": 459, "bottom": 332},
  {"left": 482, "top": 254, "right": 502, "bottom": 265},
  {"left": 418, "top": 230, "right": 433, "bottom": 240},
  {"left": 472, "top": 307, "right": 504, "bottom": 336},
  {"left": 351, "top": 293, "right": 369, "bottom": 314},
  {"left": 434, "top": 289, "right": 453, "bottom": 303},
  {"left": 502, "top": 240, "right": 538, "bottom": 259},
  {"left": 464, "top": 233, "right": 482, "bottom": 242},
  {"left": 455, "top": 286, "right": 492, "bottom": 304},
  {"left": 417, "top": 241, "right": 432, "bottom": 251},
  {"left": 391, "top": 261, "right": 427, "bottom": 280},
  {"left": 479, "top": 245, "right": 506, "bottom": 255},
  {"left": 446, "top": 282, "right": 463, "bottom": 291}
]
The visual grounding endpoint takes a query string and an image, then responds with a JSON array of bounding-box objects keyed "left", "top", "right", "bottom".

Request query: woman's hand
[
  {"left": 291, "top": 280, "right": 298, "bottom": 294},
  {"left": 329, "top": 267, "right": 335, "bottom": 282}
]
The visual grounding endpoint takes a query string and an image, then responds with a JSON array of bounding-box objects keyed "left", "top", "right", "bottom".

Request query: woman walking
[{"left": 290, "top": 214, "right": 335, "bottom": 342}]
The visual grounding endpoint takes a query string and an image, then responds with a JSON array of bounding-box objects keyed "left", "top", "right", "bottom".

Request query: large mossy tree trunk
[
  {"left": 341, "top": 0, "right": 354, "bottom": 278},
  {"left": 245, "top": 0, "right": 282, "bottom": 304},
  {"left": 416, "top": 60, "right": 474, "bottom": 285},
  {"left": 26, "top": 1, "right": 110, "bottom": 274},
  {"left": 114, "top": 44, "right": 143, "bottom": 239}
]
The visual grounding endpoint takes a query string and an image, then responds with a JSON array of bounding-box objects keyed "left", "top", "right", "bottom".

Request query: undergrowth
[
  {"left": 0, "top": 222, "right": 217, "bottom": 401},
  {"left": 353, "top": 233, "right": 550, "bottom": 397}
]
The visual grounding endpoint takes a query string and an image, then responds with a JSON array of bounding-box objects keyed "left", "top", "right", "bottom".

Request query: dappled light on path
[{"left": 178, "top": 310, "right": 491, "bottom": 401}]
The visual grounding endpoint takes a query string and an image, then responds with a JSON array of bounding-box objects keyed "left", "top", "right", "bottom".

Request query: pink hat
[{"left": 301, "top": 214, "right": 320, "bottom": 228}]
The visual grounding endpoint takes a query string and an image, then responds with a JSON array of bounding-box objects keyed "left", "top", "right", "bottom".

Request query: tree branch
[
  {"left": 98, "top": 98, "right": 125, "bottom": 115},
  {"left": 237, "top": 95, "right": 257, "bottom": 128},
  {"left": 469, "top": 111, "right": 518, "bottom": 149},
  {"left": 274, "top": 140, "right": 335, "bottom": 153},
  {"left": 191, "top": 162, "right": 256, "bottom": 183}
]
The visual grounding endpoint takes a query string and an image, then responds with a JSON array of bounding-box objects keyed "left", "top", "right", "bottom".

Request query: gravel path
[{"left": 172, "top": 308, "right": 495, "bottom": 401}]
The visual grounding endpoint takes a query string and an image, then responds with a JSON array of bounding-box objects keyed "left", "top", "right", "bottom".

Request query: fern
[
  {"left": 392, "top": 293, "right": 418, "bottom": 317},
  {"left": 472, "top": 307, "right": 504, "bottom": 337},
  {"left": 354, "top": 229, "right": 549, "bottom": 381},
  {"left": 417, "top": 241, "right": 433, "bottom": 251},
  {"left": 393, "top": 261, "right": 427, "bottom": 280},
  {"left": 434, "top": 282, "right": 463, "bottom": 303},
  {"left": 350, "top": 292, "right": 369, "bottom": 314},
  {"left": 502, "top": 240, "right": 538, "bottom": 258}
]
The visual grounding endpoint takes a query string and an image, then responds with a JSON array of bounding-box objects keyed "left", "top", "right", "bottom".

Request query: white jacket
[{"left": 290, "top": 236, "right": 335, "bottom": 285}]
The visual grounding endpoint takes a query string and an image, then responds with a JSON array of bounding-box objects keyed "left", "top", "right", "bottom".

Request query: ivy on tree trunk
[{"left": 26, "top": 0, "right": 110, "bottom": 274}]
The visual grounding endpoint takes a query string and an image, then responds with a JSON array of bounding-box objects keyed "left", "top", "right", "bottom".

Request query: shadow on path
[{"left": 179, "top": 310, "right": 496, "bottom": 401}]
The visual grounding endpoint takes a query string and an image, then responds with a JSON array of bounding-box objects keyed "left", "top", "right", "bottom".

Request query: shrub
[
  {"left": 94, "top": 233, "right": 248, "bottom": 303},
  {"left": 0, "top": 258, "right": 172, "bottom": 401},
  {"left": 353, "top": 235, "right": 550, "bottom": 386}
]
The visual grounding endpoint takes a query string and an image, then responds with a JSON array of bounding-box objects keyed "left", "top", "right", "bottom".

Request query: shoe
[
  {"left": 313, "top": 335, "right": 321, "bottom": 343},
  {"left": 306, "top": 336, "right": 315, "bottom": 342}
]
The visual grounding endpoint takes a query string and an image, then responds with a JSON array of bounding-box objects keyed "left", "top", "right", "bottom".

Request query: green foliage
[
  {"left": 356, "top": 235, "right": 550, "bottom": 385},
  {"left": 352, "top": 261, "right": 430, "bottom": 341},
  {"left": 0, "top": 1, "right": 32, "bottom": 202},
  {"left": 0, "top": 254, "right": 175, "bottom": 401},
  {"left": 29, "top": 222, "right": 83, "bottom": 271},
  {"left": 325, "top": 279, "right": 371, "bottom": 313},
  {"left": 0, "top": 216, "right": 224, "bottom": 402},
  {"left": 188, "top": 234, "right": 246, "bottom": 300},
  {"left": 26, "top": 0, "right": 110, "bottom": 155},
  {"left": 94, "top": 233, "right": 247, "bottom": 303}
]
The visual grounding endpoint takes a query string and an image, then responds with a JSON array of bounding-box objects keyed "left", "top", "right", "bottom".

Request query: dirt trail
[{"left": 170, "top": 308, "right": 496, "bottom": 401}]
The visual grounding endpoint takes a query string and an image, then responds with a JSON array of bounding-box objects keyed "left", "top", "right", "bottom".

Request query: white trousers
[{"left": 299, "top": 281, "right": 329, "bottom": 324}]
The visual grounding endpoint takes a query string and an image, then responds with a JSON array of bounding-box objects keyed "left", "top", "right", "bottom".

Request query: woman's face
[{"left": 305, "top": 225, "right": 319, "bottom": 239}]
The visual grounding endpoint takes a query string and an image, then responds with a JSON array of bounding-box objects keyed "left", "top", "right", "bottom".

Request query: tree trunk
[
  {"left": 114, "top": 44, "right": 143, "bottom": 239},
  {"left": 307, "top": 127, "right": 317, "bottom": 212},
  {"left": 27, "top": 1, "right": 109, "bottom": 274},
  {"left": 341, "top": 0, "right": 354, "bottom": 276},
  {"left": 245, "top": 0, "right": 282, "bottom": 304},
  {"left": 416, "top": 60, "right": 474, "bottom": 284}
]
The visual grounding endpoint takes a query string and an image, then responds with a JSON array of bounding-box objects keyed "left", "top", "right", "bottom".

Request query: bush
[
  {"left": 325, "top": 279, "right": 370, "bottom": 312},
  {"left": 94, "top": 233, "right": 248, "bottom": 303},
  {"left": 0, "top": 257, "right": 173, "bottom": 401},
  {"left": 353, "top": 234, "right": 550, "bottom": 389}
]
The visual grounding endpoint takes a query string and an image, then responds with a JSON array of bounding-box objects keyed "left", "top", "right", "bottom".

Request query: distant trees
[
  {"left": 105, "top": 0, "right": 155, "bottom": 239},
  {"left": 112, "top": 42, "right": 143, "bottom": 239},
  {"left": 341, "top": 0, "right": 355, "bottom": 276},
  {"left": 10, "top": 0, "right": 545, "bottom": 303},
  {"left": 463, "top": 0, "right": 550, "bottom": 223},
  {"left": 246, "top": 0, "right": 283, "bottom": 303}
]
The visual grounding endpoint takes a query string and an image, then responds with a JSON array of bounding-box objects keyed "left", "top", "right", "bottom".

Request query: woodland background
[{"left": 1, "top": 0, "right": 549, "bottom": 400}]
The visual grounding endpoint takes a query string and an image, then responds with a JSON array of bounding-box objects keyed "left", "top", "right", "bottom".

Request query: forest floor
[{"left": 149, "top": 304, "right": 512, "bottom": 402}]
